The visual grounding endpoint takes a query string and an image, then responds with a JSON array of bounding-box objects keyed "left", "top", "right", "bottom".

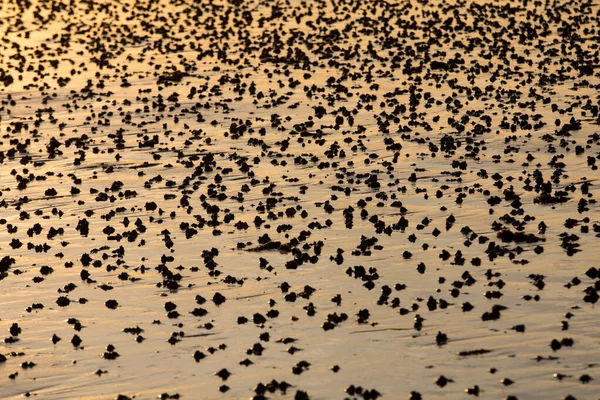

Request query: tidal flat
[{"left": 1, "top": 0, "right": 600, "bottom": 399}]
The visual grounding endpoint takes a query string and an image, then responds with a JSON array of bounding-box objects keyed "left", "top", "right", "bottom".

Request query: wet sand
[{"left": 1, "top": 0, "right": 600, "bottom": 398}]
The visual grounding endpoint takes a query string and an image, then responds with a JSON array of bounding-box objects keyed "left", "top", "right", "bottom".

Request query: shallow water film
[{"left": 1, "top": 0, "right": 600, "bottom": 398}]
